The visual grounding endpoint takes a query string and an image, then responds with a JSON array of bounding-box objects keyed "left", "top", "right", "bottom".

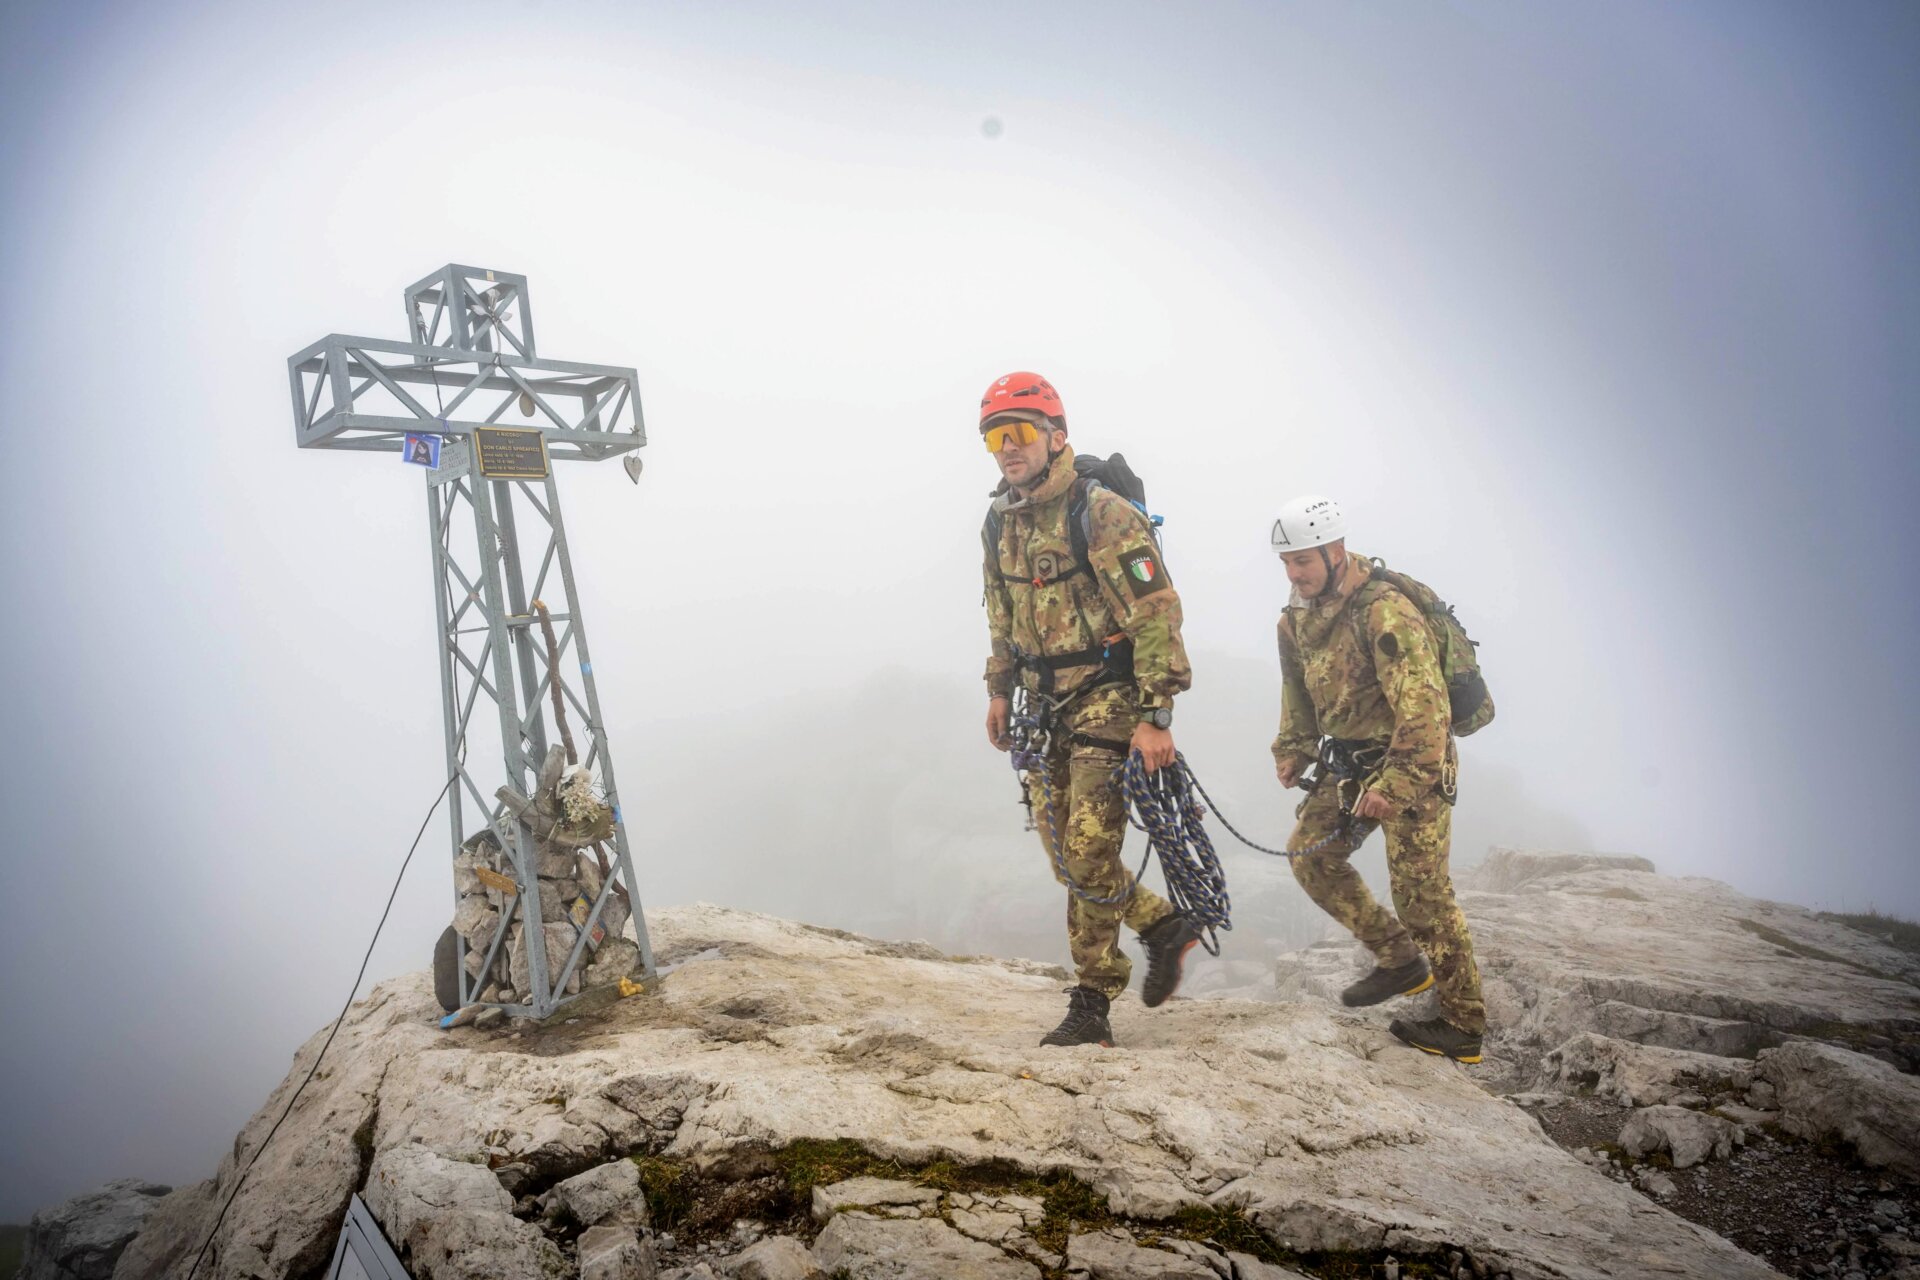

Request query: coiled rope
[
  {"left": 1112, "top": 751, "right": 1231, "bottom": 955},
  {"left": 1016, "top": 740, "right": 1380, "bottom": 960}
]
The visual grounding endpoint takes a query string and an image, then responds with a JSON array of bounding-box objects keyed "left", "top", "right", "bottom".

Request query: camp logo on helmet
[{"left": 980, "top": 372, "right": 1065, "bottom": 426}]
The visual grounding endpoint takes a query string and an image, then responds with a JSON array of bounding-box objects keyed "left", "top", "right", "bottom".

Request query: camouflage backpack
[{"left": 1353, "top": 559, "right": 1495, "bottom": 736}]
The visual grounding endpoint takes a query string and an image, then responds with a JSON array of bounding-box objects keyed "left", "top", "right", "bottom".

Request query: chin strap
[
  {"left": 1310, "top": 546, "right": 1346, "bottom": 603},
  {"left": 1030, "top": 447, "right": 1065, "bottom": 490}
]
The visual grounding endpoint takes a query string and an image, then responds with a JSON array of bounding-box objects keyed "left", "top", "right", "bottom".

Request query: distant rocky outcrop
[
  {"left": 32, "top": 850, "right": 1920, "bottom": 1280},
  {"left": 15, "top": 1179, "right": 169, "bottom": 1280},
  {"left": 1275, "top": 848, "right": 1920, "bottom": 1276},
  {"left": 1275, "top": 848, "right": 1920, "bottom": 1148}
]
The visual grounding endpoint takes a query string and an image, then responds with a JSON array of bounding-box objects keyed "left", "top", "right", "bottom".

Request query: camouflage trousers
[
  {"left": 1027, "top": 686, "right": 1173, "bottom": 999},
  {"left": 1288, "top": 782, "right": 1486, "bottom": 1035}
]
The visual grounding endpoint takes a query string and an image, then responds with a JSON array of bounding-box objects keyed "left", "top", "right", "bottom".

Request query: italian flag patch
[{"left": 1119, "top": 546, "right": 1168, "bottom": 598}]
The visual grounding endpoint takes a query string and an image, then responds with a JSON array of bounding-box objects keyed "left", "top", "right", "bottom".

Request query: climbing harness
[
  {"left": 1007, "top": 684, "right": 1154, "bottom": 908},
  {"left": 1287, "top": 737, "right": 1386, "bottom": 856}
]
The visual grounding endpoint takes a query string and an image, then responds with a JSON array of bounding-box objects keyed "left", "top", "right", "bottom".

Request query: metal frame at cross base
[{"left": 288, "top": 265, "right": 655, "bottom": 1020}]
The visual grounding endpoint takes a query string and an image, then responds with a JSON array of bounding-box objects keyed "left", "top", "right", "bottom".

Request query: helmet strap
[
  {"left": 1030, "top": 432, "right": 1067, "bottom": 482},
  {"left": 1312, "top": 544, "right": 1345, "bottom": 601}
]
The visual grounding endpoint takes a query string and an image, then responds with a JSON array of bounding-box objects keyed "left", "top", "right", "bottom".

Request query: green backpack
[{"left": 1354, "top": 558, "right": 1495, "bottom": 736}]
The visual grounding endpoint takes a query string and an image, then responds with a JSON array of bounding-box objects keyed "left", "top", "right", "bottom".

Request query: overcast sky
[{"left": 1, "top": 0, "right": 1915, "bottom": 1223}]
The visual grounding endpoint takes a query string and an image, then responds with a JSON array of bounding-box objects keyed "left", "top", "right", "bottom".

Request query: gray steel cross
[{"left": 287, "top": 265, "right": 655, "bottom": 1019}]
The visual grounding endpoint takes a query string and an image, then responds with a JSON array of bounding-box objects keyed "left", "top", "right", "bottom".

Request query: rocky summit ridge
[{"left": 20, "top": 850, "right": 1920, "bottom": 1280}]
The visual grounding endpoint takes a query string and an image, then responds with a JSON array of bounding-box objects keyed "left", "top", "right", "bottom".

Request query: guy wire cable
[{"left": 185, "top": 770, "right": 458, "bottom": 1280}]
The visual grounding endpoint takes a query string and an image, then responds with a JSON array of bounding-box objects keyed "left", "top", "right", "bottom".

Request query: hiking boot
[
  {"left": 1138, "top": 912, "right": 1201, "bottom": 1009},
  {"left": 1389, "top": 1016, "right": 1483, "bottom": 1064},
  {"left": 1040, "top": 986, "right": 1114, "bottom": 1048},
  {"left": 1341, "top": 956, "right": 1433, "bottom": 1008}
]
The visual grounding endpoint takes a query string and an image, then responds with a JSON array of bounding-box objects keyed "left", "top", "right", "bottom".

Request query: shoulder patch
[
  {"left": 1376, "top": 631, "right": 1400, "bottom": 660},
  {"left": 1119, "top": 546, "right": 1169, "bottom": 598}
]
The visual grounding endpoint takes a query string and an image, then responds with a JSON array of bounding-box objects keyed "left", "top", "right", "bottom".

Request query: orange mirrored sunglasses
[{"left": 982, "top": 419, "right": 1043, "bottom": 453}]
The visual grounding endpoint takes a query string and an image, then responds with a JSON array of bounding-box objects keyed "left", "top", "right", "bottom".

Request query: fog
[{"left": 2, "top": 0, "right": 1916, "bottom": 1222}]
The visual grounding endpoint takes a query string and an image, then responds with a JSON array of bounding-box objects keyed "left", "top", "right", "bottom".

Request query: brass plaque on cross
[{"left": 473, "top": 427, "right": 551, "bottom": 480}]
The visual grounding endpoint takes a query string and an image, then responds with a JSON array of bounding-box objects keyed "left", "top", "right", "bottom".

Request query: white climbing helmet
[{"left": 1270, "top": 494, "right": 1347, "bottom": 554}]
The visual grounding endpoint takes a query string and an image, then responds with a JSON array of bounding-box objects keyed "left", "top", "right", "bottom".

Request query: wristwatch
[{"left": 1142, "top": 703, "right": 1173, "bottom": 730}]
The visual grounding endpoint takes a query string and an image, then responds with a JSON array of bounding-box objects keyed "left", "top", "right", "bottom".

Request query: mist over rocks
[{"left": 79, "top": 888, "right": 1802, "bottom": 1280}]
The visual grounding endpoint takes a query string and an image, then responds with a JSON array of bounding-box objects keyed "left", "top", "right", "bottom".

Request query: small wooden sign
[
  {"left": 475, "top": 866, "right": 519, "bottom": 896},
  {"left": 474, "top": 426, "right": 551, "bottom": 480}
]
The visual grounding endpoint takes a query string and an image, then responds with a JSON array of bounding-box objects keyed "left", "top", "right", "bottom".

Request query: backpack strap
[
  {"left": 983, "top": 489, "right": 1094, "bottom": 586},
  {"left": 1068, "top": 477, "right": 1096, "bottom": 580},
  {"left": 1345, "top": 574, "right": 1397, "bottom": 654}
]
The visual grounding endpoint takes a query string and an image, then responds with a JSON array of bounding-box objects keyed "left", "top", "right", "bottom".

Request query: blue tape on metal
[
  {"left": 613, "top": 806, "right": 622, "bottom": 825},
  {"left": 581, "top": 662, "right": 592, "bottom": 675}
]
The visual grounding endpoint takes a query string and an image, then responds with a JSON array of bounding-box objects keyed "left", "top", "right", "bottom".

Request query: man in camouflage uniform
[
  {"left": 978, "top": 371, "right": 1202, "bottom": 1048},
  {"left": 1270, "top": 494, "right": 1486, "bottom": 1063}
]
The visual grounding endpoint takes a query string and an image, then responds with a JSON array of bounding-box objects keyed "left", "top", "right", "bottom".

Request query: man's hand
[
  {"left": 1351, "top": 789, "right": 1396, "bottom": 820},
  {"left": 1276, "top": 756, "right": 1303, "bottom": 788},
  {"left": 1131, "top": 723, "right": 1176, "bottom": 773},
  {"left": 987, "top": 696, "right": 1011, "bottom": 751}
]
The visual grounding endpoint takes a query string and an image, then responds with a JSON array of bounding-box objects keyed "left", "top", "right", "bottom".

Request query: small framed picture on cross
[{"left": 402, "top": 433, "right": 441, "bottom": 468}]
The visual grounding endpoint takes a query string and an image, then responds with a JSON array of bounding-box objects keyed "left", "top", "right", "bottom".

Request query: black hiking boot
[
  {"left": 1340, "top": 956, "right": 1433, "bottom": 1008},
  {"left": 1040, "top": 986, "right": 1115, "bottom": 1048},
  {"left": 1138, "top": 912, "right": 1202, "bottom": 1009},
  {"left": 1389, "top": 1016, "right": 1484, "bottom": 1064}
]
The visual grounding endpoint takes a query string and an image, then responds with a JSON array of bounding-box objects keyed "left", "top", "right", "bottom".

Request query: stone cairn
[{"left": 449, "top": 744, "right": 639, "bottom": 1012}]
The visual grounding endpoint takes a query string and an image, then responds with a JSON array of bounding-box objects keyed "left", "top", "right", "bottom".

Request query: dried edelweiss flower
[{"left": 558, "top": 765, "right": 606, "bottom": 829}]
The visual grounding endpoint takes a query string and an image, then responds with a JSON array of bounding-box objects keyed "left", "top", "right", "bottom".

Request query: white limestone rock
[
  {"left": 1066, "top": 1228, "right": 1218, "bottom": 1279},
  {"left": 949, "top": 1203, "right": 1029, "bottom": 1246},
  {"left": 510, "top": 921, "right": 585, "bottom": 997},
  {"left": 361, "top": 1143, "right": 568, "bottom": 1280},
  {"left": 1756, "top": 1039, "right": 1920, "bottom": 1177},
  {"left": 1633, "top": 1167, "right": 1679, "bottom": 1200},
  {"left": 1455, "top": 850, "right": 1920, "bottom": 1069},
  {"left": 1158, "top": 1236, "right": 1234, "bottom": 1277},
  {"left": 810, "top": 1213, "right": 1039, "bottom": 1279},
  {"left": 1535, "top": 1032, "right": 1754, "bottom": 1106},
  {"left": 809, "top": 1177, "right": 940, "bottom": 1222},
  {"left": 1715, "top": 1103, "right": 1780, "bottom": 1129},
  {"left": 577, "top": 1223, "right": 657, "bottom": 1280},
  {"left": 1224, "top": 1253, "right": 1314, "bottom": 1280},
  {"left": 1619, "top": 1104, "right": 1742, "bottom": 1169},
  {"left": 544, "top": 1158, "right": 650, "bottom": 1229},
  {"left": 724, "top": 1235, "right": 822, "bottom": 1280}
]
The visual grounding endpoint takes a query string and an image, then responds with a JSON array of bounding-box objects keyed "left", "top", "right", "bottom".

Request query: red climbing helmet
[{"left": 979, "top": 371, "right": 1066, "bottom": 430}]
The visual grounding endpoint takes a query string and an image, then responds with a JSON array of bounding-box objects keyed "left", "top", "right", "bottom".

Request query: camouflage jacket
[
  {"left": 982, "top": 446, "right": 1191, "bottom": 708},
  {"left": 1272, "top": 552, "right": 1451, "bottom": 809}
]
